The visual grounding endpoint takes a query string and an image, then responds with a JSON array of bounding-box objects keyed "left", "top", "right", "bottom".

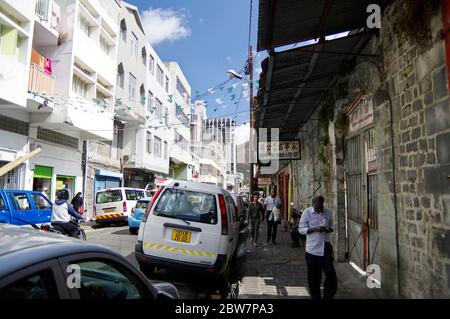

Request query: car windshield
[
  {"left": 96, "top": 190, "right": 122, "bottom": 204},
  {"left": 153, "top": 188, "right": 217, "bottom": 225},
  {"left": 135, "top": 200, "right": 149, "bottom": 209},
  {"left": 125, "top": 190, "right": 145, "bottom": 200}
]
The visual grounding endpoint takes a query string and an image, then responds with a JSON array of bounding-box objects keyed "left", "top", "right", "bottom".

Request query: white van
[
  {"left": 135, "top": 180, "right": 239, "bottom": 287},
  {"left": 94, "top": 187, "right": 146, "bottom": 224}
]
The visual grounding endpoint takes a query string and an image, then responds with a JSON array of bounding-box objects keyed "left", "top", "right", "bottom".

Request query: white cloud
[{"left": 141, "top": 8, "right": 191, "bottom": 45}]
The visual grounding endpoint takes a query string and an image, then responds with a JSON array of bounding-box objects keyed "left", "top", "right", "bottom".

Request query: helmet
[{"left": 56, "top": 189, "right": 70, "bottom": 200}]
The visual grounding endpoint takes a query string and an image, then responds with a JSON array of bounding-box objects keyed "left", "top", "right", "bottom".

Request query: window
[
  {"left": 146, "top": 131, "right": 152, "bottom": 154},
  {"left": 78, "top": 15, "right": 90, "bottom": 36},
  {"left": 155, "top": 98, "right": 163, "bottom": 120},
  {"left": 72, "top": 75, "right": 88, "bottom": 98},
  {"left": 0, "top": 196, "right": 5, "bottom": 211},
  {"left": 96, "top": 190, "right": 122, "bottom": 204},
  {"left": 147, "top": 91, "right": 153, "bottom": 112},
  {"left": 140, "top": 85, "right": 145, "bottom": 106},
  {"left": 32, "top": 194, "right": 52, "bottom": 210},
  {"left": 176, "top": 77, "right": 189, "bottom": 103},
  {"left": 117, "top": 64, "right": 124, "bottom": 88},
  {"left": 0, "top": 114, "right": 29, "bottom": 136},
  {"left": 70, "top": 260, "right": 150, "bottom": 299},
  {"left": 156, "top": 65, "right": 164, "bottom": 87},
  {"left": 37, "top": 127, "right": 79, "bottom": 149},
  {"left": 100, "top": 37, "right": 110, "bottom": 55},
  {"left": 125, "top": 190, "right": 145, "bottom": 200},
  {"left": 0, "top": 270, "right": 59, "bottom": 299},
  {"left": 149, "top": 55, "right": 155, "bottom": 74},
  {"left": 154, "top": 137, "right": 162, "bottom": 157},
  {"left": 128, "top": 73, "right": 136, "bottom": 103},
  {"left": 225, "top": 196, "right": 237, "bottom": 223},
  {"left": 9, "top": 193, "right": 30, "bottom": 210},
  {"left": 154, "top": 188, "right": 218, "bottom": 225},
  {"left": 141, "top": 48, "right": 147, "bottom": 66},
  {"left": 120, "top": 19, "right": 127, "bottom": 42},
  {"left": 131, "top": 32, "right": 138, "bottom": 59},
  {"left": 165, "top": 76, "right": 169, "bottom": 93},
  {"left": 164, "top": 141, "right": 168, "bottom": 159},
  {"left": 0, "top": 24, "right": 18, "bottom": 58}
]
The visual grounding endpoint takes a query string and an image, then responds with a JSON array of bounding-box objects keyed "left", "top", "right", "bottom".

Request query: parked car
[
  {"left": 0, "top": 224, "right": 178, "bottom": 299},
  {"left": 0, "top": 190, "right": 52, "bottom": 226},
  {"left": 129, "top": 197, "right": 152, "bottom": 235},
  {"left": 135, "top": 180, "right": 240, "bottom": 289},
  {"left": 232, "top": 194, "right": 248, "bottom": 231},
  {"left": 94, "top": 188, "right": 146, "bottom": 225}
]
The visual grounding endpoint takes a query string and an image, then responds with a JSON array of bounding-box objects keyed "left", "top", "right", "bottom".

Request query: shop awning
[
  {"left": 255, "top": 31, "right": 373, "bottom": 140},
  {"left": 257, "top": 0, "right": 390, "bottom": 52}
]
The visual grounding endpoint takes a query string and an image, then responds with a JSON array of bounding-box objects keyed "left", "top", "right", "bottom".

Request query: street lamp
[
  {"left": 226, "top": 47, "right": 255, "bottom": 196},
  {"left": 227, "top": 69, "right": 243, "bottom": 80}
]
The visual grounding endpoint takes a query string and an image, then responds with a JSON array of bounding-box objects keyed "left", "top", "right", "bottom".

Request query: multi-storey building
[
  {"left": 165, "top": 62, "right": 194, "bottom": 181},
  {"left": 0, "top": 0, "right": 36, "bottom": 189},
  {"left": 122, "top": 40, "right": 172, "bottom": 189}
]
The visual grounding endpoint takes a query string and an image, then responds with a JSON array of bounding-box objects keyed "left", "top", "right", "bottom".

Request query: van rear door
[
  {"left": 95, "top": 189, "right": 124, "bottom": 217},
  {"left": 143, "top": 187, "right": 221, "bottom": 266}
]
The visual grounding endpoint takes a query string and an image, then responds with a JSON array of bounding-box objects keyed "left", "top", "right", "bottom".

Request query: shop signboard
[
  {"left": 258, "top": 140, "right": 301, "bottom": 161},
  {"left": 257, "top": 177, "right": 272, "bottom": 187},
  {"left": 348, "top": 96, "right": 374, "bottom": 134}
]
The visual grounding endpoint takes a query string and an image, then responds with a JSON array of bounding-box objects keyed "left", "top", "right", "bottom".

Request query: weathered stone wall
[{"left": 381, "top": 0, "right": 450, "bottom": 298}]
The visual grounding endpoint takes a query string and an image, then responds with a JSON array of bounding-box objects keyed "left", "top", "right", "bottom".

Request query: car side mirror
[
  {"left": 157, "top": 291, "right": 177, "bottom": 300},
  {"left": 153, "top": 282, "right": 179, "bottom": 299}
]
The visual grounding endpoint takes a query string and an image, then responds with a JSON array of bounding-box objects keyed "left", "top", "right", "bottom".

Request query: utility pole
[{"left": 249, "top": 45, "right": 255, "bottom": 196}]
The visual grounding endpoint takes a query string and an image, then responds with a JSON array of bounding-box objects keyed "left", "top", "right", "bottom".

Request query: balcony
[
  {"left": 114, "top": 98, "right": 146, "bottom": 125},
  {"left": 27, "top": 63, "right": 56, "bottom": 112},
  {"left": 30, "top": 96, "right": 115, "bottom": 141},
  {"left": 34, "top": 0, "right": 59, "bottom": 46}
]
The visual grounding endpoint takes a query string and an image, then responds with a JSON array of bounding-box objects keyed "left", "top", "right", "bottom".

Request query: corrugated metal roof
[
  {"left": 255, "top": 32, "right": 372, "bottom": 139},
  {"left": 257, "top": 0, "right": 389, "bottom": 52}
]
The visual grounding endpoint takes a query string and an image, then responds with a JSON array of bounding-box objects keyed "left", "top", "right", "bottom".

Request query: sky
[{"left": 128, "top": 0, "right": 263, "bottom": 133}]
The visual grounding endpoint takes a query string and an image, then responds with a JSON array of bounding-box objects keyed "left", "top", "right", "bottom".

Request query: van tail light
[
  {"left": 123, "top": 201, "right": 127, "bottom": 212},
  {"left": 218, "top": 194, "right": 228, "bottom": 235},
  {"left": 142, "top": 186, "right": 164, "bottom": 223}
]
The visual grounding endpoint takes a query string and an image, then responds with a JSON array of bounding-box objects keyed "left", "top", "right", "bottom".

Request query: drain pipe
[{"left": 82, "top": 140, "right": 89, "bottom": 218}]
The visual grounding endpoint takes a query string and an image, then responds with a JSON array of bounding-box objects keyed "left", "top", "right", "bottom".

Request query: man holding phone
[{"left": 299, "top": 195, "right": 337, "bottom": 299}]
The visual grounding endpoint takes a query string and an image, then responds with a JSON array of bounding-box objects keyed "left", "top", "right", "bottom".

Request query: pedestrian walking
[
  {"left": 71, "top": 192, "right": 84, "bottom": 215},
  {"left": 264, "top": 190, "right": 281, "bottom": 244},
  {"left": 299, "top": 196, "right": 337, "bottom": 300},
  {"left": 248, "top": 192, "right": 265, "bottom": 246}
]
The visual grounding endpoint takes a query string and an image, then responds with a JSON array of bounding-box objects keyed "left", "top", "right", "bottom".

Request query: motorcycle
[{"left": 40, "top": 219, "right": 87, "bottom": 241}]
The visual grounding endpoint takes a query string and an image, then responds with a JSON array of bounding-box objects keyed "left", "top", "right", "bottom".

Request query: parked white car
[
  {"left": 135, "top": 180, "right": 240, "bottom": 288},
  {"left": 94, "top": 187, "right": 146, "bottom": 225}
]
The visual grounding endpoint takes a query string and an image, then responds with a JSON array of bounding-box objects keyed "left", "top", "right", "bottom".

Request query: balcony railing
[
  {"left": 36, "top": 0, "right": 60, "bottom": 32},
  {"left": 28, "top": 63, "right": 55, "bottom": 98}
]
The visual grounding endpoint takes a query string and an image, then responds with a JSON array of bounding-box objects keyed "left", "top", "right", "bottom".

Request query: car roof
[
  {"left": 162, "top": 180, "right": 230, "bottom": 195},
  {"left": 0, "top": 224, "right": 124, "bottom": 279}
]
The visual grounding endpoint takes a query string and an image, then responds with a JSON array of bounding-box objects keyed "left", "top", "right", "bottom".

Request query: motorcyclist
[{"left": 51, "top": 189, "right": 84, "bottom": 237}]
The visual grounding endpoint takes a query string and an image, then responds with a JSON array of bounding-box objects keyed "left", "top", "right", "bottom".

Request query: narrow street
[{"left": 83, "top": 222, "right": 378, "bottom": 299}]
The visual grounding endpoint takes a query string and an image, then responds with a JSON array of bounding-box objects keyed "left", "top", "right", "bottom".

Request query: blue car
[
  {"left": 129, "top": 197, "right": 152, "bottom": 234},
  {"left": 0, "top": 190, "right": 52, "bottom": 226}
]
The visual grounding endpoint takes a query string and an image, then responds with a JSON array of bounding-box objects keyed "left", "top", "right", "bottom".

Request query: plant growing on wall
[{"left": 392, "top": 0, "right": 441, "bottom": 49}]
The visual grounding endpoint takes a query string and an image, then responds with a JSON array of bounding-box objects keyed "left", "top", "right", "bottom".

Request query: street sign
[{"left": 258, "top": 140, "right": 301, "bottom": 160}]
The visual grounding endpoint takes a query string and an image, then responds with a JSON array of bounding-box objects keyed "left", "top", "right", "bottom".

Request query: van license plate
[
  {"left": 171, "top": 229, "right": 191, "bottom": 243},
  {"left": 104, "top": 209, "right": 115, "bottom": 213}
]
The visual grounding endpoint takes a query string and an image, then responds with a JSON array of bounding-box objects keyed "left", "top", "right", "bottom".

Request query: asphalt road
[{"left": 83, "top": 223, "right": 246, "bottom": 299}]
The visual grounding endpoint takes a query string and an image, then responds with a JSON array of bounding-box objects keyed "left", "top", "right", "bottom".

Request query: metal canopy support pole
[{"left": 249, "top": 45, "right": 255, "bottom": 195}]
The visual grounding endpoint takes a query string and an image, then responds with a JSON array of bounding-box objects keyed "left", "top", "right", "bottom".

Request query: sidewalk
[{"left": 238, "top": 224, "right": 379, "bottom": 299}]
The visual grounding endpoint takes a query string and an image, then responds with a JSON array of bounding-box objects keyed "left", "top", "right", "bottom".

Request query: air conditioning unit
[{"left": 123, "top": 155, "right": 135, "bottom": 163}]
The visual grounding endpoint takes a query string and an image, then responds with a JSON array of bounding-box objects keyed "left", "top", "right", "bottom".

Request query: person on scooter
[{"left": 51, "top": 189, "right": 84, "bottom": 237}]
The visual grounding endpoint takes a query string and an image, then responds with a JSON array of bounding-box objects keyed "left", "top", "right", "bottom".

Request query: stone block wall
[{"left": 381, "top": 0, "right": 450, "bottom": 298}]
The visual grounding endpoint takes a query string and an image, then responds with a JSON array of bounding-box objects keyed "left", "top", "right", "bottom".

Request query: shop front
[
  {"left": 94, "top": 169, "right": 122, "bottom": 193},
  {"left": 56, "top": 175, "right": 76, "bottom": 199},
  {"left": 33, "top": 165, "right": 53, "bottom": 194}
]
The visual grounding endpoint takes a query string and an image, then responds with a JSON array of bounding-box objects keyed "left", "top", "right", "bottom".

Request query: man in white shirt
[
  {"left": 264, "top": 189, "right": 281, "bottom": 244},
  {"left": 299, "top": 195, "right": 337, "bottom": 299}
]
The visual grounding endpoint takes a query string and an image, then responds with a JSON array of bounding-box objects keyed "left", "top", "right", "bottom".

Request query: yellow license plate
[
  {"left": 104, "top": 209, "right": 115, "bottom": 213},
  {"left": 171, "top": 229, "right": 192, "bottom": 243}
]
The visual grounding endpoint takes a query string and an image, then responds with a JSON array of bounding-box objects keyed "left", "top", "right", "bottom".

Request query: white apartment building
[
  {"left": 0, "top": 0, "right": 36, "bottom": 189},
  {"left": 0, "top": 0, "right": 120, "bottom": 202},
  {"left": 164, "top": 61, "right": 194, "bottom": 180}
]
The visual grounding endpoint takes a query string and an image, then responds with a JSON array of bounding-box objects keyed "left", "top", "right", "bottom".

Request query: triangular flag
[
  {"left": 227, "top": 87, "right": 233, "bottom": 93},
  {"left": 207, "top": 88, "right": 215, "bottom": 94},
  {"left": 242, "top": 83, "right": 249, "bottom": 90},
  {"left": 167, "top": 95, "right": 173, "bottom": 103},
  {"left": 232, "top": 83, "right": 238, "bottom": 89},
  {"left": 215, "top": 98, "right": 223, "bottom": 105},
  {"left": 220, "top": 86, "right": 225, "bottom": 91},
  {"left": 230, "top": 94, "right": 236, "bottom": 101}
]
